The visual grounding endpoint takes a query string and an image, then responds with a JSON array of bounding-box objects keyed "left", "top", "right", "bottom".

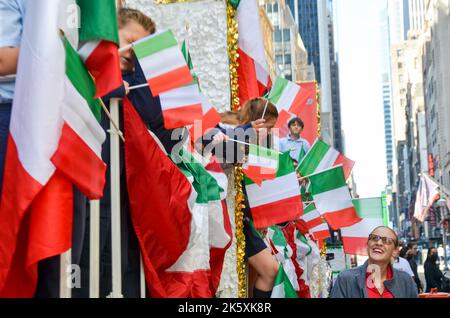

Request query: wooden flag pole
[
  {"left": 108, "top": 98, "right": 124, "bottom": 298},
  {"left": 128, "top": 83, "right": 149, "bottom": 91},
  {"left": 98, "top": 98, "right": 125, "bottom": 142}
]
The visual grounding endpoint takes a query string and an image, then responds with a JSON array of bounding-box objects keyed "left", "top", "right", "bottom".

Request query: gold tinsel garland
[
  {"left": 226, "top": 1, "right": 246, "bottom": 298},
  {"left": 227, "top": 2, "right": 240, "bottom": 112}
]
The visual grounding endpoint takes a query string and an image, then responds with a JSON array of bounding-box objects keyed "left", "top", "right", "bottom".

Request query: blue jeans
[{"left": 0, "top": 102, "right": 12, "bottom": 195}]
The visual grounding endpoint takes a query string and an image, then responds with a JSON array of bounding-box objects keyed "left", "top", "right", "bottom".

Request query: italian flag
[
  {"left": 180, "top": 41, "right": 222, "bottom": 141},
  {"left": 269, "top": 77, "right": 316, "bottom": 139},
  {"left": 189, "top": 95, "right": 222, "bottom": 144},
  {"left": 0, "top": 0, "right": 106, "bottom": 297},
  {"left": 297, "top": 138, "right": 355, "bottom": 180},
  {"left": 271, "top": 265, "right": 298, "bottom": 298},
  {"left": 236, "top": 0, "right": 271, "bottom": 106},
  {"left": 52, "top": 38, "right": 107, "bottom": 199},
  {"left": 242, "top": 145, "right": 279, "bottom": 186},
  {"left": 123, "top": 98, "right": 195, "bottom": 298},
  {"left": 341, "top": 198, "right": 386, "bottom": 256},
  {"left": 163, "top": 149, "right": 231, "bottom": 297},
  {"left": 266, "top": 226, "right": 300, "bottom": 293},
  {"left": 77, "top": 0, "right": 123, "bottom": 98},
  {"left": 159, "top": 84, "right": 204, "bottom": 129},
  {"left": 132, "top": 30, "right": 193, "bottom": 96},
  {"left": 245, "top": 153, "right": 303, "bottom": 228},
  {"left": 273, "top": 81, "right": 318, "bottom": 145},
  {"left": 308, "top": 166, "right": 361, "bottom": 230},
  {"left": 268, "top": 77, "right": 312, "bottom": 114},
  {"left": 301, "top": 204, "right": 331, "bottom": 240}
]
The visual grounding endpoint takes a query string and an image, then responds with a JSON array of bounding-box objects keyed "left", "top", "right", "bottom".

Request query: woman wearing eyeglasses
[{"left": 330, "top": 226, "right": 418, "bottom": 298}]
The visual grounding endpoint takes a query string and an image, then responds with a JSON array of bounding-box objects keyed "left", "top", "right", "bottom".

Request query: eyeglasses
[{"left": 368, "top": 234, "right": 397, "bottom": 246}]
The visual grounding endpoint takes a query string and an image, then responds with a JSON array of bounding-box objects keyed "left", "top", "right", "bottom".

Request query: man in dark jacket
[
  {"left": 405, "top": 243, "right": 423, "bottom": 293},
  {"left": 424, "top": 247, "right": 444, "bottom": 292},
  {"left": 330, "top": 226, "right": 418, "bottom": 298}
]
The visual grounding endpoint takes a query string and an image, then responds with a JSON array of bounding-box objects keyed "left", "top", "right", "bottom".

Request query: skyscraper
[
  {"left": 286, "top": 0, "right": 322, "bottom": 82},
  {"left": 286, "top": 0, "right": 342, "bottom": 150}
]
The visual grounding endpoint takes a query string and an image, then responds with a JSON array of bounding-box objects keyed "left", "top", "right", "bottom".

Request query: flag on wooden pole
[
  {"left": 132, "top": 30, "right": 193, "bottom": 96},
  {"left": 245, "top": 153, "right": 303, "bottom": 228},
  {"left": 308, "top": 166, "right": 361, "bottom": 230},
  {"left": 298, "top": 138, "right": 355, "bottom": 180}
]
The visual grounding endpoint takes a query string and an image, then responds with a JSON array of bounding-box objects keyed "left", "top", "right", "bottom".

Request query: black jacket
[
  {"left": 407, "top": 257, "right": 423, "bottom": 292},
  {"left": 424, "top": 259, "right": 444, "bottom": 292}
]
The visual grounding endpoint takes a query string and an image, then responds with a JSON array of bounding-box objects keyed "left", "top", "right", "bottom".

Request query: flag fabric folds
[
  {"left": 245, "top": 153, "right": 303, "bottom": 228},
  {"left": 123, "top": 98, "right": 194, "bottom": 298},
  {"left": 301, "top": 204, "right": 331, "bottom": 240},
  {"left": 132, "top": 30, "right": 193, "bottom": 96},
  {"left": 271, "top": 266, "right": 298, "bottom": 298},
  {"left": 158, "top": 84, "right": 204, "bottom": 129},
  {"left": 413, "top": 174, "right": 440, "bottom": 222},
  {"left": 297, "top": 138, "right": 355, "bottom": 180},
  {"left": 341, "top": 198, "right": 386, "bottom": 256},
  {"left": 0, "top": 0, "right": 106, "bottom": 297},
  {"left": 308, "top": 166, "right": 361, "bottom": 230},
  {"left": 236, "top": 0, "right": 271, "bottom": 106},
  {"left": 268, "top": 77, "right": 312, "bottom": 114},
  {"left": 76, "top": 0, "right": 123, "bottom": 98},
  {"left": 242, "top": 144, "right": 279, "bottom": 186},
  {"left": 52, "top": 38, "right": 107, "bottom": 199}
]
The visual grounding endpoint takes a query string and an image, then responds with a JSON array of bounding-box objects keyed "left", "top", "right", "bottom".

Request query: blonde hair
[{"left": 118, "top": 8, "right": 156, "bottom": 34}]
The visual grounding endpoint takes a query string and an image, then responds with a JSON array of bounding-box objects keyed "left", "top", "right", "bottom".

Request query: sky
[{"left": 335, "top": 0, "right": 389, "bottom": 197}]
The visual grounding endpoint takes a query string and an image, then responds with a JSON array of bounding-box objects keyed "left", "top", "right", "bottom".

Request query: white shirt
[{"left": 393, "top": 257, "right": 415, "bottom": 277}]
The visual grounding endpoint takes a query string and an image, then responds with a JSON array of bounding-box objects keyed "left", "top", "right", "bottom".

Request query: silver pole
[
  {"left": 108, "top": 98, "right": 123, "bottom": 298},
  {"left": 59, "top": 249, "right": 72, "bottom": 298},
  {"left": 89, "top": 199, "right": 100, "bottom": 298}
]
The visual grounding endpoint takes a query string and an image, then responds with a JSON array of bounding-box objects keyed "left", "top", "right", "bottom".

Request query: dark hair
[
  {"left": 239, "top": 98, "right": 278, "bottom": 125},
  {"left": 369, "top": 226, "right": 399, "bottom": 247},
  {"left": 118, "top": 8, "right": 156, "bottom": 34},
  {"left": 288, "top": 117, "right": 304, "bottom": 129},
  {"left": 399, "top": 246, "right": 410, "bottom": 258}
]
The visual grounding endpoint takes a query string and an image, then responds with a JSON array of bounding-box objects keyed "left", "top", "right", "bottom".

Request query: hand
[
  {"left": 124, "top": 81, "right": 130, "bottom": 95},
  {"left": 212, "top": 132, "right": 229, "bottom": 145},
  {"left": 251, "top": 119, "right": 266, "bottom": 131}
]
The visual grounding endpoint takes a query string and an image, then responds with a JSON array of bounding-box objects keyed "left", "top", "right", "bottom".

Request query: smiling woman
[{"left": 330, "top": 225, "right": 418, "bottom": 298}]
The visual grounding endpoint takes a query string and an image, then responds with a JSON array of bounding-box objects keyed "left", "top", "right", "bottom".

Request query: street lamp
[{"left": 437, "top": 198, "right": 449, "bottom": 271}]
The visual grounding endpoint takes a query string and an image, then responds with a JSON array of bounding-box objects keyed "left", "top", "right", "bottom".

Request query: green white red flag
[
  {"left": 242, "top": 144, "right": 279, "bottom": 186},
  {"left": 271, "top": 265, "right": 298, "bottom": 298},
  {"left": 132, "top": 30, "right": 193, "bottom": 96},
  {"left": 0, "top": 0, "right": 106, "bottom": 296},
  {"left": 308, "top": 166, "right": 361, "bottom": 230},
  {"left": 301, "top": 204, "right": 331, "bottom": 240},
  {"left": 76, "top": 0, "right": 123, "bottom": 98},
  {"left": 268, "top": 77, "right": 312, "bottom": 114},
  {"left": 341, "top": 198, "right": 386, "bottom": 256},
  {"left": 236, "top": 0, "right": 271, "bottom": 106},
  {"left": 244, "top": 153, "right": 303, "bottom": 228},
  {"left": 158, "top": 84, "right": 204, "bottom": 129},
  {"left": 297, "top": 138, "right": 355, "bottom": 180},
  {"left": 180, "top": 41, "right": 222, "bottom": 140}
]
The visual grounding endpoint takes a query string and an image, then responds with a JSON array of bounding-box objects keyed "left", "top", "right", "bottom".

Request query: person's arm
[
  {"left": 0, "top": 47, "right": 19, "bottom": 75},
  {"left": 0, "top": 0, "right": 24, "bottom": 76}
]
